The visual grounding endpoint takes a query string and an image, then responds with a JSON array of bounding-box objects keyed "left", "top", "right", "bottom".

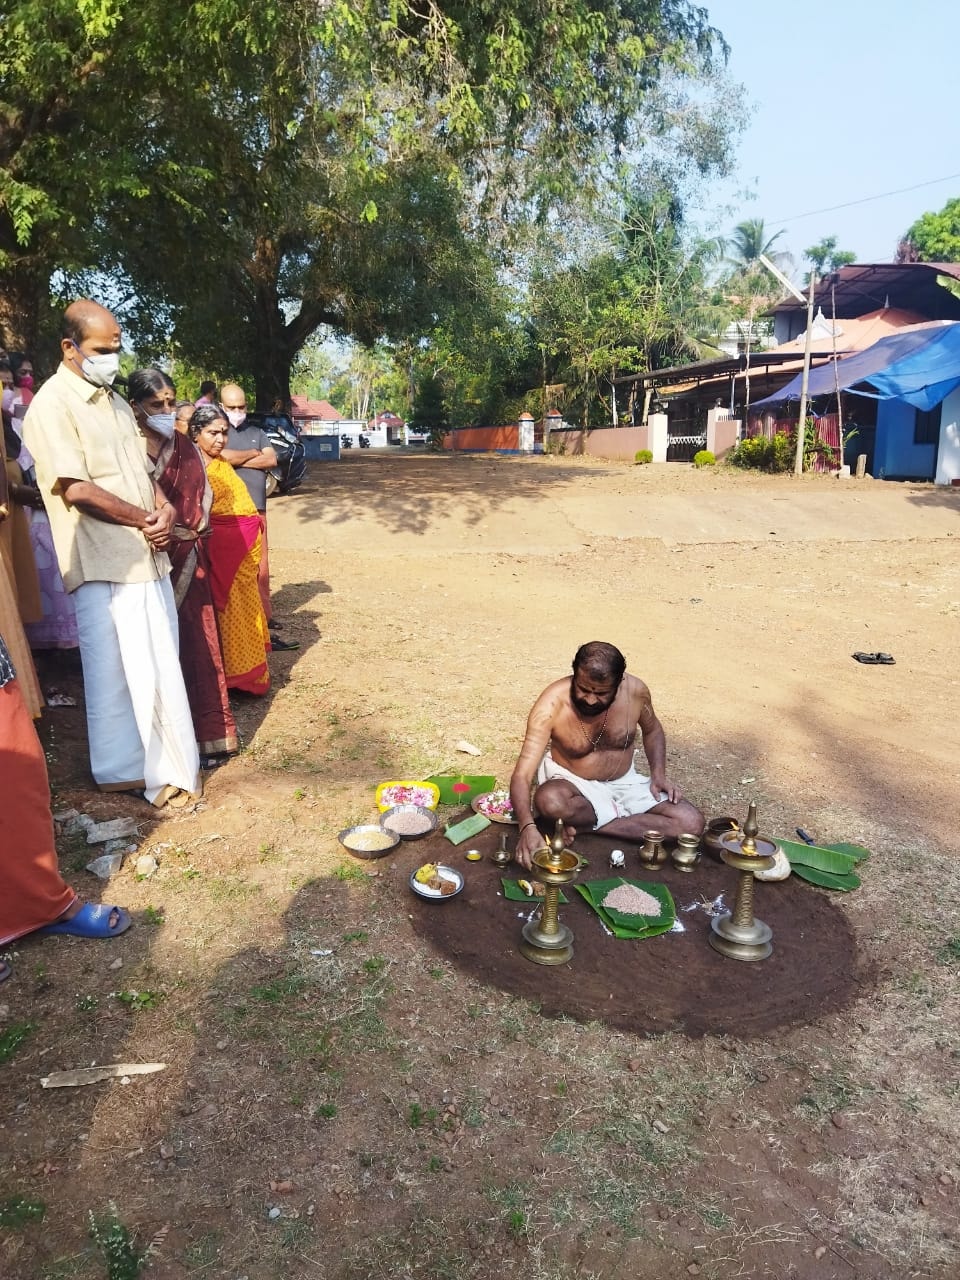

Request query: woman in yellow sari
[{"left": 190, "top": 407, "right": 270, "bottom": 695}]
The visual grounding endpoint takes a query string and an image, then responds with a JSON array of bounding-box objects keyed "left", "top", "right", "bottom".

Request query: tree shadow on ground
[
  {"left": 1, "top": 903, "right": 172, "bottom": 1277},
  {"left": 903, "top": 484, "right": 960, "bottom": 513},
  {"left": 5, "top": 697, "right": 956, "bottom": 1277},
  {"left": 226, "top": 578, "right": 331, "bottom": 757},
  {"left": 291, "top": 452, "right": 626, "bottom": 536}
]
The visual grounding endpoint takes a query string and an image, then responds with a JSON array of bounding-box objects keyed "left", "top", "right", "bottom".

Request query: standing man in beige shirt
[{"left": 23, "top": 300, "right": 201, "bottom": 807}]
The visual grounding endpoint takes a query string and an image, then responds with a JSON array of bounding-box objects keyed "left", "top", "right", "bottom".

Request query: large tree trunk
[
  {"left": 244, "top": 238, "right": 345, "bottom": 412},
  {"left": 253, "top": 343, "right": 294, "bottom": 413},
  {"left": 0, "top": 258, "right": 46, "bottom": 356},
  {"left": 247, "top": 237, "right": 293, "bottom": 411}
]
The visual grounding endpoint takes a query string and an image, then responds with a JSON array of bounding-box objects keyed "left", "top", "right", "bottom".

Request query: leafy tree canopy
[
  {"left": 804, "top": 235, "right": 855, "bottom": 281},
  {"left": 526, "top": 181, "right": 727, "bottom": 425},
  {"left": 898, "top": 197, "right": 960, "bottom": 263},
  {"left": 723, "top": 219, "right": 792, "bottom": 272},
  {"left": 1, "top": 0, "right": 734, "bottom": 405}
]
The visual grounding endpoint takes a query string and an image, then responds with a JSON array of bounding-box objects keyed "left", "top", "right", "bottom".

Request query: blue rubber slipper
[{"left": 36, "top": 903, "right": 131, "bottom": 939}]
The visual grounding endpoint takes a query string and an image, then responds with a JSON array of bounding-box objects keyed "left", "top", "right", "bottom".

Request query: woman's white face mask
[{"left": 145, "top": 412, "right": 176, "bottom": 439}]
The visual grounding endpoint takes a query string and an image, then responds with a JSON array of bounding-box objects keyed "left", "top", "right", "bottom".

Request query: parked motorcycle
[
  {"left": 245, "top": 411, "right": 307, "bottom": 497},
  {"left": 341, "top": 435, "right": 353, "bottom": 449},
  {"left": 358, "top": 433, "right": 371, "bottom": 448}
]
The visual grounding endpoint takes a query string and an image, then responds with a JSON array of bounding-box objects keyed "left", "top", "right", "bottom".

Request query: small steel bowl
[
  {"left": 338, "top": 823, "right": 400, "bottom": 860},
  {"left": 379, "top": 804, "right": 438, "bottom": 841}
]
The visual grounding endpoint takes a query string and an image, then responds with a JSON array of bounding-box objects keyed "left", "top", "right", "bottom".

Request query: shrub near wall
[{"left": 729, "top": 431, "right": 793, "bottom": 473}]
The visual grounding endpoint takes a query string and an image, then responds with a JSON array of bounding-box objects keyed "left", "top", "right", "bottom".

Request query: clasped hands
[{"left": 142, "top": 503, "right": 175, "bottom": 549}]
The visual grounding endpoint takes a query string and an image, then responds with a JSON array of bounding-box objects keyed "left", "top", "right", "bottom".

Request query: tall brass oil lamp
[
  {"left": 708, "top": 802, "right": 778, "bottom": 963},
  {"left": 520, "top": 820, "right": 581, "bottom": 967}
]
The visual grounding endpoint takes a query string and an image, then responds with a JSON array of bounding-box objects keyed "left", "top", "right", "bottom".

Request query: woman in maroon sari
[{"left": 128, "top": 370, "right": 238, "bottom": 766}]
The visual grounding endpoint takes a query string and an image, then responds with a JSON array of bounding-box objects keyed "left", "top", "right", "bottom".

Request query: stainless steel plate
[{"left": 409, "top": 864, "right": 464, "bottom": 900}]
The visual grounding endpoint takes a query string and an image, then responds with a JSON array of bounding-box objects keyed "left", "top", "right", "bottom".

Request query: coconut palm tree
[{"left": 724, "top": 218, "right": 793, "bottom": 272}]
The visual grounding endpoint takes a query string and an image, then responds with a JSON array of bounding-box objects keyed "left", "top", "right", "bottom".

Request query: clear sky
[{"left": 703, "top": 0, "right": 960, "bottom": 273}]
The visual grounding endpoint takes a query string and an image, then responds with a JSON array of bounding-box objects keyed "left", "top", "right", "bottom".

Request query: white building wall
[{"left": 935, "top": 386, "right": 960, "bottom": 485}]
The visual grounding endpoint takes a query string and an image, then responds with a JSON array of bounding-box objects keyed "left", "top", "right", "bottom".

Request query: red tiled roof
[{"left": 290, "top": 395, "right": 341, "bottom": 421}]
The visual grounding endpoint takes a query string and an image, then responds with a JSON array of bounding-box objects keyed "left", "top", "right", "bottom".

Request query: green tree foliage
[
  {"left": 723, "top": 219, "right": 792, "bottom": 272},
  {"left": 804, "top": 236, "right": 856, "bottom": 282},
  {"left": 325, "top": 344, "right": 406, "bottom": 421},
  {"left": 898, "top": 197, "right": 960, "bottom": 263},
  {"left": 1, "top": 0, "right": 729, "bottom": 399},
  {"left": 398, "top": 262, "right": 537, "bottom": 429},
  {"left": 713, "top": 218, "right": 797, "bottom": 357},
  {"left": 408, "top": 374, "right": 451, "bottom": 445},
  {"left": 0, "top": 0, "right": 141, "bottom": 348},
  {"left": 527, "top": 184, "right": 725, "bottom": 425}
]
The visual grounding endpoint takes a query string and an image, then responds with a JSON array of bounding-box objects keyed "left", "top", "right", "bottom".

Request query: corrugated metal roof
[{"left": 769, "top": 262, "right": 960, "bottom": 321}]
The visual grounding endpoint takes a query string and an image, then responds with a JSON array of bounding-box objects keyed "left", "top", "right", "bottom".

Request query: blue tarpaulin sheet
[{"left": 753, "top": 323, "right": 960, "bottom": 411}]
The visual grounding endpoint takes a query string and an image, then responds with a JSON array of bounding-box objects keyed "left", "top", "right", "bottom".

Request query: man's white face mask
[
  {"left": 224, "top": 407, "right": 247, "bottom": 429},
  {"left": 71, "top": 341, "right": 120, "bottom": 388}
]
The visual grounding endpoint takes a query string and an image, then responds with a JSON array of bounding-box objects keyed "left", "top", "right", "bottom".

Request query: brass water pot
[
  {"left": 671, "top": 833, "right": 701, "bottom": 872},
  {"left": 638, "top": 830, "right": 668, "bottom": 868}
]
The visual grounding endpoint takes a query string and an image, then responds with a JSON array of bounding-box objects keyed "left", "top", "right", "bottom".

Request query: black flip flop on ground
[{"left": 852, "top": 651, "right": 896, "bottom": 665}]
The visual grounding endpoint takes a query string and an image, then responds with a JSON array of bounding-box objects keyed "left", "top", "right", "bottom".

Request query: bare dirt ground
[{"left": 2, "top": 453, "right": 959, "bottom": 1280}]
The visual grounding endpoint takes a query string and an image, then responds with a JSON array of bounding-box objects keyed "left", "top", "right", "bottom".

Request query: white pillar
[{"left": 648, "top": 412, "right": 668, "bottom": 462}]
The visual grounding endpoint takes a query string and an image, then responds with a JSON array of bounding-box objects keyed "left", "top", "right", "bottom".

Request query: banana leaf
[
  {"left": 575, "top": 879, "right": 675, "bottom": 939},
  {"left": 574, "top": 887, "right": 673, "bottom": 939},
  {"left": 776, "top": 839, "right": 859, "bottom": 874},
  {"left": 826, "top": 842, "right": 872, "bottom": 862},
  {"left": 791, "top": 864, "right": 861, "bottom": 891},
  {"left": 501, "top": 878, "right": 568, "bottom": 904},
  {"left": 443, "top": 813, "right": 491, "bottom": 844}
]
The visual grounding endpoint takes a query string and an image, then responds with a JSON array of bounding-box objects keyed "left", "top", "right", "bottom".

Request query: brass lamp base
[
  {"left": 709, "top": 911, "right": 773, "bottom": 962},
  {"left": 708, "top": 814, "right": 778, "bottom": 963},
  {"left": 520, "top": 916, "right": 574, "bottom": 966},
  {"left": 519, "top": 820, "right": 580, "bottom": 967}
]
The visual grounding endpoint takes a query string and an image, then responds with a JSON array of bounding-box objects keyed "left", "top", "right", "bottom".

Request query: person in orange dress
[
  {"left": 0, "top": 630, "right": 129, "bottom": 984},
  {"left": 0, "top": 436, "right": 42, "bottom": 718},
  {"left": 189, "top": 406, "right": 270, "bottom": 695}
]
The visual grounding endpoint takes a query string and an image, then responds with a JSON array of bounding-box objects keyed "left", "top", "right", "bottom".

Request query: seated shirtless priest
[{"left": 510, "top": 641, "right": 704, "bottom": 869}]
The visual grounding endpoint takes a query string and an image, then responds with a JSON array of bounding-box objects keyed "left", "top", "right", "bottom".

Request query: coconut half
[{"left": 753, "top": 846, "right": 791, "bottom": 882}]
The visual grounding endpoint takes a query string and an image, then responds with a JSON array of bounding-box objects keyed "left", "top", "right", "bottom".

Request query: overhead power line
[{"left": 767, "top": 172, "right": 960, "bottom": 228}]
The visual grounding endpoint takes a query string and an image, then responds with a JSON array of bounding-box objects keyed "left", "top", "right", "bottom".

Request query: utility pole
[{"left": 794, "top": 268, "right": 817, "bottom": 476}]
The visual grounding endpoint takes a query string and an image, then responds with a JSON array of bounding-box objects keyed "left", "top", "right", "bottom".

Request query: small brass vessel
[
  {"left": 520, "top": 820, "right": 581, "bottom": 966},
  {"left": 708, "top": 802, "right": 778, "bottom": 963},
  {"left": 491, "top": 832, "right": 512, "bottom": 867},
  {"left": 671, "top": 832, "right": 701, "bottom": 873},
  {"left": 638, "top": 830, "right": 668, "bottom": 869},
  {"left": 702, "top": 816, "right": 739, "bottom": 861}
]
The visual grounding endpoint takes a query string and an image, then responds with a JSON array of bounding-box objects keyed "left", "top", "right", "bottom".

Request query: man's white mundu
[{"left": 74, "top": 577, "right": 200, "bottom": 803}]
